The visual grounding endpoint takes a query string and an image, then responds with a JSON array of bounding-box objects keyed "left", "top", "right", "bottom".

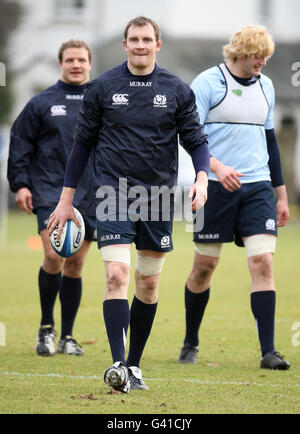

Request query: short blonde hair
[{"left": 223, "top": 25, "right": 275, "bottom": 62}]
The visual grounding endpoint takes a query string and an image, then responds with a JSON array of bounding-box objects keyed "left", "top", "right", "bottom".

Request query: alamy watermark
[
  {"left": 0, "top": 62, "right": 6, "bottom": 86},
  {"left": 0, "top": 323, "right": 6, "bottom": 346},
  {"left": 291, "top": 322, "right": 300, "bottom": 347},
  {"left": 96, "top": 178, "right": 204, "bottom": 232},
  {"left": 291, "top": 62, "right": 300, "bottom": 87}
]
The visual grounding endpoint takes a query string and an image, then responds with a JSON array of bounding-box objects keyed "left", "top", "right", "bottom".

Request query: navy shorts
[
  {"left": 96, "top": 197, "right": 174, "bottom": 252},
  {"left": 193, "top": 181, "right": 277, "bottom": 247},
  {"left": 35, "top": 207, "right": 97, "bottom": 242}
]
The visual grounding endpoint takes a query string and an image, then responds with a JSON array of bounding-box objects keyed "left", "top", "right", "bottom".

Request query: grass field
[{"left": 0, "top": 210, "right": 300, "bottom": 415}]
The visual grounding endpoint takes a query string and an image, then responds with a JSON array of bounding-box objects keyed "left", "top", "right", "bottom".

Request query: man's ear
[{"left": 156, "top": 39, "right": 163, "bottom": 52}]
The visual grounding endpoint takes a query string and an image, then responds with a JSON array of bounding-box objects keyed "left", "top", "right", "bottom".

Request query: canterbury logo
[
  {"left": 50, "top": 105, "right": 67, "bottom": 116},
  {"left": 112, "top": 94, "right": 129, "bottom": 105}
]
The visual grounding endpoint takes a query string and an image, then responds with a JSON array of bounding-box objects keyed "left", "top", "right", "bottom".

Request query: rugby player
[
  {"left": 7, "top": 40, "right": 96, "bottom": 357},
  {"left": 48, "top": 16, "right": 210, "bottom": 392},
  {"left": 177, "top": 25, "right": 290, "bottom": 370}
]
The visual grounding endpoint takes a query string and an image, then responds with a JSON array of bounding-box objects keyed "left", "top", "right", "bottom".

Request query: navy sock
[
  {"left": 103, "top": 299, "right": 130, "bottom": 363},
  {"left": 38, "top": 267, "right": 61, "bottom": 327},
  {"left": 126, "top": 296, "right": 158, "bottom": 368},
  {"left": 184, "top": 286, "right": 210, "bottom": 347},
  {"left": 251, "top": 290, "right": 276, "bottom": 356},
  {"left": 59, "top": 276, "right": 82, "bottom": 339}
]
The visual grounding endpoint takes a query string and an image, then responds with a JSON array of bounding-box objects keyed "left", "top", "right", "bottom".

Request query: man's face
[
  {"left": 240, "top": 56, "right": 267, "bottom": 77},
  {"left": 59, "top": 47, "right": 91, "bottom": 85},
  {"left": 123, "top": 23, "right": 162, "bottom": 75}
]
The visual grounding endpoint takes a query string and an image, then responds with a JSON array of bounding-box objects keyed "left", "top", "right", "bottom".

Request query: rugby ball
[{"left": 49, "top": 208, "right": 85, "bottom": 258}]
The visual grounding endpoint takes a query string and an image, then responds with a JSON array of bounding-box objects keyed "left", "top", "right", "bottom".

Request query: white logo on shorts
[
  {"left": 265, "top": 219, "right": 276, "bottom": 231},
  {"left": 160, "top": 235, "right": 170, "bottom": 248}
]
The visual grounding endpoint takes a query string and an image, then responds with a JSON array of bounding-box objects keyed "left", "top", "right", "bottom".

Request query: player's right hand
[
  {"left": 214, "top": 163, "right": 244, "bottom": 192},
  {"left": 47, "top": 201, "right": 80, "bottom": 240},
  {"left": 16, "top": 187, "right": 33, "bottom": 214}
]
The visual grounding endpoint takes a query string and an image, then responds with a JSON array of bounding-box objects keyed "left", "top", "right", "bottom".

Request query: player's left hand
[
  {"left": 274, "top": 185, "right": 289, "bottom": 227},
  {"left": 276, "top": 199, "right": 290, "bottom": 227}
]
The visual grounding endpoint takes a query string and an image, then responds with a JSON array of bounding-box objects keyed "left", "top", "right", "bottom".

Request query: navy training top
[
  {"left": 7, "top": 80, "right": 95, "bottom": 216},
  {"left": 73, "top": 62, "right": 209, "bottom": 191}
]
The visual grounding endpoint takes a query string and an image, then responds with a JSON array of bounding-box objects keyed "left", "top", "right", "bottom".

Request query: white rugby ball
[{"left": 49, "top": 208, "right": 85, "bottom": 258}]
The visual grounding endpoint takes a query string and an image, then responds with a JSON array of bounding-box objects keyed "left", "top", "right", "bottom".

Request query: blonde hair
[{"left": 223, "top": 25, "right": 275, "bottom": 62}]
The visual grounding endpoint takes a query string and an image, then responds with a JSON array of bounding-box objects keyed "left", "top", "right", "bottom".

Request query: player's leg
[
  {"left": 56, "top": 239, "right": 92, "bottom": 355},
  {"left": 238, "top": 182, "right": 290, "bottom": 369},
  {"left": 126, "top": 249, "right": 166, "bottom": 390},
  {"left": 244, "top": 234, "right": 290, "bottom": 370},
  {"left": 39, "top": 228, "right": 64, "bottom": 320},
  {"left": 97, "top": 202, "right": 138, "bottom": 393},
  {"left": 102, "top": 244, "right": 132, "bottom": 393},
  {"left": 124, "top": 214, "right": 173, "bottom": 390},
  {"left": 37, "top": 225, "right": 64, "bottom": 356},
  {"left": 178, "top": 181, "right": 238, "bottom": 363},
  {"left": 178, "top": 245, "right": 221, "bottom": 364},
  {"left": 103, "top": 244, "right": 131, "bottom": 359}
]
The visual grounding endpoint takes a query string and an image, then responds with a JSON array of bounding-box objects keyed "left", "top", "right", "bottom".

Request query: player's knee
[
  {"left": 64, "top": 256, "right": 84, "bottom": 278},
  {"left": 191, "top": 255, "right": 218, "bottom": 284},
  {"left": 142, "top": 274, "right": 159, "bottom": 293},
  {"left": 135, "top": 255, "right": 163, "bottom": 303},
  {"left": 44, "top": 249, "right": 64, "bottom": 272},
  {"left": 136, "top": 274, "right": 159, "bottom": 304},
  {"left": 106, "top": 264, "right": 129, "bottom": 293},
  {"left": 191, "top": 266, "right": 214, "bottom": 284},
  {"left": 248, "top": 252, "right": 273, "bottom": 279}
]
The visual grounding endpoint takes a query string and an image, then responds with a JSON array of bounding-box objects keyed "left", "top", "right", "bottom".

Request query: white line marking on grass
[
  {"left": 2, "top": 371, "right": 300, "bottom": 389},
  {"left": 2, "top": 372, "right": 99, "bottom": 380}
]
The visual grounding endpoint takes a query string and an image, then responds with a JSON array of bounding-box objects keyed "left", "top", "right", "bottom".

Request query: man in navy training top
[
  {"left": 8, "top": 40, "right": 96, "bottom": 357},
  {"left": 177, "top": 25, "right": 290, "bottom": 370},
  {"left": 47, "top": 16, "right": 210, "bottom": 393}
]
